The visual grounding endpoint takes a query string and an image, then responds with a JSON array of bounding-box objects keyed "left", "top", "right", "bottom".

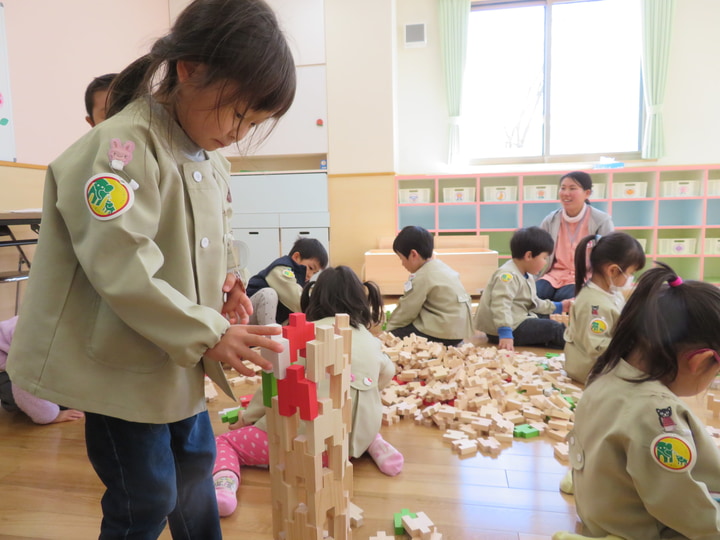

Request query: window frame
[{"left": 466, "top": 0, "right": 644, "bottom": 166}]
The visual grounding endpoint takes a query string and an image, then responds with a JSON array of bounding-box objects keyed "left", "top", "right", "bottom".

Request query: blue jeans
[
  {"left": 535, "top": 278, "right": 575, "bottom": 301},
  {"left": 85, "top": 411, "right": 221, "bottom": 540}
]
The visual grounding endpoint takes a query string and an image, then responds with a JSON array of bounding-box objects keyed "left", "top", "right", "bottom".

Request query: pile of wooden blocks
[{"left": 379, "top": 333, "right": 583, "bottom": 462}]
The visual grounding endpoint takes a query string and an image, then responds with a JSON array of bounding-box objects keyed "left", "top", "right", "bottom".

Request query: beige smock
[
  {"left": 570, "top": 360, "right": 720, "bottom": 539},
  {"left": 563, "top": 281, "right": 624, "bottom": 384},
  {"left": 473, "top": 259, "right": 556, "bottom": 336},
  {"left": 7, "top": 97, "right": 236, "bottom": 423},
  {"left": 386, "top": 258, "right": 473, "bottom": 341}
]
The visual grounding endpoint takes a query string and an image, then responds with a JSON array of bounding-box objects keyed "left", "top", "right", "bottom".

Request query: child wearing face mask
[{"left": 563, "top": 232, "right": 646, "bottom": 384}]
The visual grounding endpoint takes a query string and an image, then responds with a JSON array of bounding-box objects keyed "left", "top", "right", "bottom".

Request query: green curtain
[
  {"left": 438, "top": 0, "right": 470, "bottom": 164},
  {"left": 640, "top": 0, "right": 675, "bottom": 159}
]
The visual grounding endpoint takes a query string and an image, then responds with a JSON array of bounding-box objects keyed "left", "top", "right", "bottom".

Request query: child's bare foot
[{"left": 51, "top": 409, "right": 84, "bottom": 423}]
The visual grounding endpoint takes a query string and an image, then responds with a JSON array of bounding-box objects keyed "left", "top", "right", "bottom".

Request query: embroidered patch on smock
[
  {"left": 108, "top": 138, "right": 136, "bottom": 171},
  {"left": 85, "top": 173, "right": 134, "bottom": 220},
  {"left": 500, "top": 272, "right": 513, "bottom": 282},
  {"left": 656, "top": 406, "right": 677, "bottom": 432},
  {"left": 589, "top": 317, "right": 608, "bottom": 335},
  {"left": 651, "top": 433, "right": 693, "bottom": 472},
  {"left": 282, "top": 268, "right": 295, "bottom": 279}
]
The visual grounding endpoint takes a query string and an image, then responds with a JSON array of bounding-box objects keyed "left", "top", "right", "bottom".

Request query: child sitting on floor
[
  {"left": 474, "top": 227, "right": 571, "bottom": 351},
  {"left": 246, "top": 237, "right": 328, "bottom": 325},
  {"left": 213, "top": 265, "right": 403, "bottom": 516},
  {"left": 0, "top": 317, "right": 84, "bottom": 424}
]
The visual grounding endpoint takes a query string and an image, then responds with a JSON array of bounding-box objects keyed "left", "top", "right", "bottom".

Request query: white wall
[
  {"left": 394, "top": 0, "right": 720, "bottom": 174},
  {"left": 4, "top": 0, "right": 170, "bottom": 165}
]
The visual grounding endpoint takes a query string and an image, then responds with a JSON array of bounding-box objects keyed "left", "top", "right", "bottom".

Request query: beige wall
[{"left": 328, "top": 173, "right": 396, "bottom": 277}]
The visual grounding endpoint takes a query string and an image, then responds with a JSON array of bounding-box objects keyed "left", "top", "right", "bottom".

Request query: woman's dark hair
[
  {"left": 574, "top": 232, "right": 646, "bottom": 295},
  {"left": 300, "top": 266, "right": 384, "bottom": 330},
  {"left": 560, "top": 171, "right": 593, "bottom": 191},
  {"left": 588, "top": 262, "right": 720, "bottom": 385},
  {"left": 510, "top": 226, "right": 554, "bottom": 259},
  {"left": 393, "top": 226, "right": 434, "bottom": 260},
  {"left": 106, "top": 0, "right": 296, "bottom": 144}
]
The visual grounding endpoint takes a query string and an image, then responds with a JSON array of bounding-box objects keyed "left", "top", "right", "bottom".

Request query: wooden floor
[{"left": 1, "top": 352, "right": 717, "bottom": 540}]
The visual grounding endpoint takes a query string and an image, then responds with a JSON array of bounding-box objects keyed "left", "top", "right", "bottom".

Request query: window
[{"left": 462, "top": 0, "right": 642, "bottom": 163}]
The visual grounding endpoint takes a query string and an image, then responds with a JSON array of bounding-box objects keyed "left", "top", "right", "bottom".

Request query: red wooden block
[
  {"left": 282, "top": 312, "right": 316, "bottom": 363},
  {"left": 277, "top": 364, "right": 319, "bottom": 420}
]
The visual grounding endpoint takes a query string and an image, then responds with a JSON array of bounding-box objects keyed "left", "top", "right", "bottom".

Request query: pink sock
[
  {"left": 367, "top": 433, "right": 404, "bottom": 476},
  {"left": 214, "top": 472, "right": 239, "bottom": 517}
]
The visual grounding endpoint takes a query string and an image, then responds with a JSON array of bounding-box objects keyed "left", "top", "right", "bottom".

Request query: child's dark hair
[
  {"left": 290, "top": 238, "right": 328, "bottom": 269},
  {"left": 510, "top": 226, "right": 554, "bottom": 259},
  {"left": 300, "top": 266, "right": 384, "bottom": 330},
  {"left": 588, "top": 262, "right": 720, "bottom": 385},
  {"left": 393, "top": 226, "right": 434, "bottom": 259},
  {"left": 574, "top": 232, "right": 646, "bottom": 295},
  {"left": 106, "top": 0, "right": 296, "bottom": 143},
  {"left": 84, "top": 73, "right": 117, "bottom": 118}
]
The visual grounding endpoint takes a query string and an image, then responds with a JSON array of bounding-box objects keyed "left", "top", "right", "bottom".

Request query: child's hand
[
  {"left": 222, "top": 272, "right": 252, "bottom": 324},
  {"left": 205, "top": 324, "right": 282, "bottom": 375},
  {"left": 498, "top": 338, "right": 514, "bottom": 351},
  {"left": 228, "top": 412, "right": 247, "bottom": 430},
  {"left": 51, "top": 409, "right": 85, "bottom": 424},
  {"left": 561, "top": 298, "right": 574, "bottom": 313}
]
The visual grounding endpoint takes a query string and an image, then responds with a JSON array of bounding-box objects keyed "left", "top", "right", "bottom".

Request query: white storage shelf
[{"left": 396, "top": 165, "right": 720, "bottom": 282}]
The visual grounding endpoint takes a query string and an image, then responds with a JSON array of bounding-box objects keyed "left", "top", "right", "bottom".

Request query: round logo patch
[
  {"left": 500, "top": 273, "right": 513, "bottom": 282},
  {"left": 589, "top": 317, "right": 608, "bottom": 335},
  {"left": 282, "top": 268, "right": 295, "bottom": 279},
  {"left": 651, "top": 433, "right": 693, "bottom": 472},
  {"left": 85, "top": 173, "right": 134, "bottom": 220}
]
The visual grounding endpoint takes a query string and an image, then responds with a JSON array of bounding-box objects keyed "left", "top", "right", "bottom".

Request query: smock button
[
  {"left": 363, "top": 377, "right": 372, "bottom": 386},
  {"left": 200, "top": 237, "right": 210, "bottom": 248},
  {"left": 193, "top": 171, "right": 203, "bottom": 182},
  {"left": 576, "top": 453, "right": 583, "bottom": 463}
]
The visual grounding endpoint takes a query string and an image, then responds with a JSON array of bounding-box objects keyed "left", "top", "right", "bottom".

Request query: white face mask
[{"left": 609, "top": 271, "right": 633, "bottom": 295}]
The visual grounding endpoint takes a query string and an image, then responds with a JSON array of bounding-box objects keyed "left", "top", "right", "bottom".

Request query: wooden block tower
[{"left": 265, "top": 313, "right": 354, "bottom": 540}]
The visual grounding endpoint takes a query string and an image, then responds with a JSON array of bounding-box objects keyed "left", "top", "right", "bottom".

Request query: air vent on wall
[{"left": 404, "top": 23, "right": 426, "bottom": 48}]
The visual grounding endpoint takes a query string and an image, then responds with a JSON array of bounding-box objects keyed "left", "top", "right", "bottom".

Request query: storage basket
[
  {"left": 661, "top": 180, "right": 700, "bottom": 197},
  {"left": 612, "top": 182, "right": 647, "bottom": 199},
  {"left": 398, "top": 188, "right": 431, "bottom": 204},
  {"left": 483, "top": 186, "right": 517, "bottom": 202},
  {"left": 658, "top": 238, "right": 697, "bottom": 255},
  {"left": 443, "top": 187, "right": 476, "bottom": 203},
  {"left": 523, "top": 185, "right": 557, "bottom": 201},
  {"left": 591, "top": 183, "right": 606, "bottom": 199},
  {"left": 705, "top": 238, "right": 720, "bottom": 255},
  {"left": 708, "top": 180, "right": 720, "bottom": 197}
]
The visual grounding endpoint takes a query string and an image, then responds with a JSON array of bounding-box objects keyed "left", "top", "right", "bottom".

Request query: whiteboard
[{"left": 0, "top": 3, "right": 15, "bottom": 162}]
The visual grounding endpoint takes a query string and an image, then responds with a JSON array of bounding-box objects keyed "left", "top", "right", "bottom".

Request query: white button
[
  {"left": 193, "top": 171, "right": 203, "bottom": 182},
  {"left": 576, "top": 453, "right": 583, "bottom": 462},
  {"left": 200, "top": 237, "right": 210, "bottom": 248},
  {"left": 363, "top": 377, "right": 372, "bottom": 386}
]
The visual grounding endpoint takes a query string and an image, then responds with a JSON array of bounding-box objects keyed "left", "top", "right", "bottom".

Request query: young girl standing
[
  {"left": 213, "top": 266, "right": 403, "bottom": 516},
  {"left": 563, "top": 232, "right": 646, "bottom": 383},
  {"left": 567, "top": 263, "right": 720, "bottom": 538},
  {"left": 7, "top": 1, "right": 294, "bottom": 538}
]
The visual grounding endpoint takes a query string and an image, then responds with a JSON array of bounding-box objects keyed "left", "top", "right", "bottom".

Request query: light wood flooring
[{"left": 1, "top": 348, "right": 717, "bottom": 540}]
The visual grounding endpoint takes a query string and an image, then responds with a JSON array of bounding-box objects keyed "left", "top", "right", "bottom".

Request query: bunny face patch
[{"left": 108, "top": 138, "right": 135, "bottom": 171}]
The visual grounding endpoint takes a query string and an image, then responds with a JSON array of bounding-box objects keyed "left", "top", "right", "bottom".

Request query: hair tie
[
  {"left": 668, "top": 276, "right": 683, "bottom": 287},
  {"left": 595, "top": 234, "right": 601, "bottom": 244}
]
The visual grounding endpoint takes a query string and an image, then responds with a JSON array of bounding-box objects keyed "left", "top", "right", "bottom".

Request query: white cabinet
[{"left": 230, "top": 172, "right": 329, "bottom": 277}]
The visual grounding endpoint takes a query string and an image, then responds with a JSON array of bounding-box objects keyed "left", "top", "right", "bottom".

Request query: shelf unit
[{"left": 396, "top": 164, "right": 720, "bottom": 283}]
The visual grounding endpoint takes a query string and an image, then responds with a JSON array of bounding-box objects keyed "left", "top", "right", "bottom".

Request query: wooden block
[
  {"left": 403, "top": 510, "right": 435, "bottom": 539},
  {"left": 554, "top": 442, "right": 570, "bottom": 461}
]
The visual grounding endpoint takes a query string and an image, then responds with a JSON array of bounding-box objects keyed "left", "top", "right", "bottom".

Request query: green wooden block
[
  {"left": 262, "top": 371, "right": 278, "bottom": 408},
  {"left": 513, "top": 423, "right": 540, "bottom": 439},
  {"left": 394, "top": 509, "right": 416, "bottom": 536}
]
